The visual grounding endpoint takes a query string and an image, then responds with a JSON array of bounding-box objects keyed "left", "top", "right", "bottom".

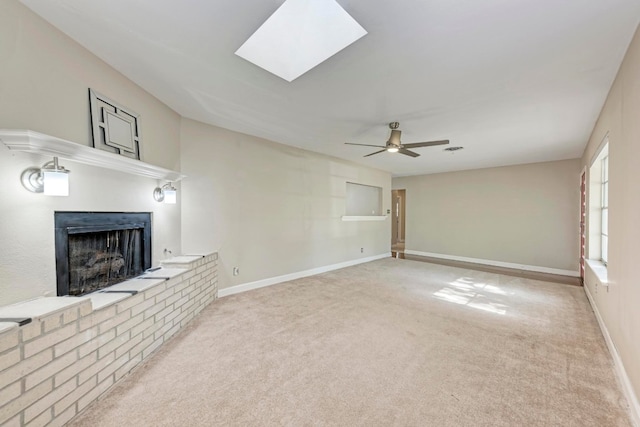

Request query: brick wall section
[{"left": 0, "top": 253, "right": 217, "bottom": 426}]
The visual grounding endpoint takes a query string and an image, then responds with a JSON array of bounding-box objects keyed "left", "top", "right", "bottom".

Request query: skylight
[{"left": 235, "top": 0, "right": 367, "bottom": 82}]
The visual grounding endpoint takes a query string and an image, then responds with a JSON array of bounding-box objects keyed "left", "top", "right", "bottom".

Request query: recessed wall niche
[{"left": 345, "top": 182, "right": 382, "bottom": 216}]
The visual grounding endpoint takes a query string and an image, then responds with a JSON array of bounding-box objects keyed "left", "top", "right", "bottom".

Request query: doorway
[{"left": 391, "top": 189, "right": 406, "bottom": 253}]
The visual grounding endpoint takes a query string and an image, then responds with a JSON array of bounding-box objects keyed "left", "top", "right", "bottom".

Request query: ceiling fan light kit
[{"left": 345, "top": 122, "right": 450, "bottom": 158}]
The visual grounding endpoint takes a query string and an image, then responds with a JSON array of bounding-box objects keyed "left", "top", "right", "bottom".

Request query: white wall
[
  {"left": 180, "top": 119, "right": 391, "bottom": 291},
  {"left": 0, "top": 1, "right": 182, "bottom": 305},
  {"left": 582, "top": 23, "right": 640, "bottom": 415},
  {"left": 393, "top": 159, "right": 581, "bottom": 272}
]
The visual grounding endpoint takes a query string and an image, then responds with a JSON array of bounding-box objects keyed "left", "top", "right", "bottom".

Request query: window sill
[
  {"left": 585, "top": 259, "right": 608, "bottom": 285},
  {"left": 341, "top": 216, "right": 387, "bottom": 222}
]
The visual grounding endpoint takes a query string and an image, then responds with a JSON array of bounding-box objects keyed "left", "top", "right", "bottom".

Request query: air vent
[{"left": 444, "top": 146, "right": 464, "bottom": 152}]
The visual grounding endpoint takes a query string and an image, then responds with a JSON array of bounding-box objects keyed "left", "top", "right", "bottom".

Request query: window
[
  {"left": 588, "top": 138, "right": 609, "bottom": 265},
  {"left": 601, "top": 155, "right": 608, "bottom": 264}
]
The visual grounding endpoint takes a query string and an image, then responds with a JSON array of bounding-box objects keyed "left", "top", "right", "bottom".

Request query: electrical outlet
[
  {"left": 233, "top": 267, "right": 239, "bottom": 276},
  {"left": 361, "top": 247, "right": 363, "bottom": 253}
]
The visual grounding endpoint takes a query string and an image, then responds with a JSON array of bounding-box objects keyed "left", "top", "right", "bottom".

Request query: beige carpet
[{"left": 69, "top": 258, "right": 631, "bottom": 426}]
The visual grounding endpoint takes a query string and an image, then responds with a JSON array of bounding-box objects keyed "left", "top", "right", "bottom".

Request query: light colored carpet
[{"left": 69, "top": 258, "right": 631, "bottom": 426}]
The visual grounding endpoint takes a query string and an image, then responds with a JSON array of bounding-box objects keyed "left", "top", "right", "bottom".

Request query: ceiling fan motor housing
[{"left": 388, "top": 129, "right": 402, "bottom": 147}]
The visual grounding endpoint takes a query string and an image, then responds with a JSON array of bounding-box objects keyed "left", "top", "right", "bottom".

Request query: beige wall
[
  {"left": 0, "top": 1, "right": 182, "bottom": 305},
  {"left": 0, "top": 1, "right": 390, "bottom": 304},
  {"left": 393, "top": 159, "right": 581, "bottom": 272},
  {"left": 180, "top": 119, "right": 391, "bottom": 291},
  {"left": 582, "top": 24, "right": 640, "bottom": 410}
]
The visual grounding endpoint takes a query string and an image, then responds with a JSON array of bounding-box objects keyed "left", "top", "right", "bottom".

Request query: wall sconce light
[
  {"left": 153, "top": 182, "right": 177, "bottom": 204},
  {"left": 20, "top": 157, "right": 70, "bottom": 196}
]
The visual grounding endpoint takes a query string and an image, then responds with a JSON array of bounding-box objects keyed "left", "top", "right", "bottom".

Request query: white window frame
[
  {"left": 587, "top": 137, "right": 608, "bottom": 266},
  {"left": 601, "top": 155, "right": 608, "bottom": 265}
]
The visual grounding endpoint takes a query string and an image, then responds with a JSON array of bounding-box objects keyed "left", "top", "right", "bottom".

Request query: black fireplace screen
[
  {"left": 68, "top": 228, "right": 143, "bottom": 296},
  {"left": 55, "top": 212, "right": 151, "bottom": 296}
]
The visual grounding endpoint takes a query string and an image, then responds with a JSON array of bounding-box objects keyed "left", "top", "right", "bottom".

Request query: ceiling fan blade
[
  {"left": 402, "top": 139, "right": 450, "bottom": 148},
  {"left": 364, "top": 149, "right": 388, "bottom": 157},
  {"left": 345, "top": 142, "right": 386, "bottom": 148},
  {"left": 398, "top": 148, "right": 420, "bottom": 157}
]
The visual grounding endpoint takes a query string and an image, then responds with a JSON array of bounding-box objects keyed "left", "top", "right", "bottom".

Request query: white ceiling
[{"left": 21, "top": 0, "right": 640, "bottom": 176}]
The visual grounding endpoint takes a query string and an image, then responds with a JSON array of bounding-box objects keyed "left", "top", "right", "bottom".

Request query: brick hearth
[{"left": 0, "top": 253, "right": 217, "bottom": 426}]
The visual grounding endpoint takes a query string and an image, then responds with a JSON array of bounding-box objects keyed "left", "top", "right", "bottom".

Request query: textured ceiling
[{"left": 21, "top": 0, "right": 640, "bottom": 176}]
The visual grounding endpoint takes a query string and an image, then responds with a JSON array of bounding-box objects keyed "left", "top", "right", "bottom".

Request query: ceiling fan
[{"left": 346, "top": 122, "right": 449, "bottom": 157}]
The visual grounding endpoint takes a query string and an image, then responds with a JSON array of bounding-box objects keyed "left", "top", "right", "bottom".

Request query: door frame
[{"left": 391, "top": 189, "right": 406, "bottom": 247}]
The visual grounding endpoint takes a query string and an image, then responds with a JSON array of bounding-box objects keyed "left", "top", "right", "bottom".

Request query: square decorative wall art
[{"left": 89, "top": 89, "right": 142, "bottom": 160}]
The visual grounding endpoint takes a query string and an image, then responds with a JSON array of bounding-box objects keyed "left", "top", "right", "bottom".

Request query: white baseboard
[
  {"left": 404, "top": 250, "right": 579, "bottom": 277},
  {"left": 218, "top": 253, "right": 391, "bottom": 298},
  {"left": 584, "top": 285, "right": 640, "bottom": 426}
]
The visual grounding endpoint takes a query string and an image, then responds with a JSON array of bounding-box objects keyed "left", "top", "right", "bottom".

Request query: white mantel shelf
[{"left": 0, "top": 129, "right": 186, "bottom": 182}]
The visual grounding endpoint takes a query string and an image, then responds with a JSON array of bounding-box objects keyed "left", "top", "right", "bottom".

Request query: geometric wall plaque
[{"left": 89, "top": 88, "right": 142, "bottom": 160}]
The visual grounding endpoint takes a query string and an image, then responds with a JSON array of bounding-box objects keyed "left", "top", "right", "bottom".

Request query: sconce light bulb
[
  {"left": 43, "top": 170, "right": 69, "bottom": 196},
  {"left": 163, "top": 188, "right": 177, "bottom": 204}
]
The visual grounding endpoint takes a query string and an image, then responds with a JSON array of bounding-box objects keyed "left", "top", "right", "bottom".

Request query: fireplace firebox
[{"left": 54, "top": 212, "right": 152, "bottom": 296}]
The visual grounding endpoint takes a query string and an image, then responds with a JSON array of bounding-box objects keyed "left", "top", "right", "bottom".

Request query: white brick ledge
[{"left": 0, "top": 252, "right": 218, "bottom": 426}]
